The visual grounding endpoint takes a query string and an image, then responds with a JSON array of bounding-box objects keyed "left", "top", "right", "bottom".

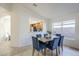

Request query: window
[
  {"left": 62, "top": 20, "right": 75, "bottom": 39},
  {"left": 52, "top": 19, "right": 75, "bottom": 40},
  {"left": 52, "top": 22, "right": 62, "bottom": 34}
]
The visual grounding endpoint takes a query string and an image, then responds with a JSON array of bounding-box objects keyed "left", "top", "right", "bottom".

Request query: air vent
[{"left": 33, "top": 3, "right": 37, "bottom": 7}]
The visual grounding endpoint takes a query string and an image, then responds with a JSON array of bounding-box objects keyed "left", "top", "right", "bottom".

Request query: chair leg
[
  {"left": 56, "top": 48, "right": 58, "bottom": 56},
  {"left": 51, "top": 50, "right": 53, "bottom": 56},
  {"left": 61, "top": 45, "right": 63, "bottom": 51},
  {"left": 58, "top": 47, "right": 60, "bottom": 55},
  {"left": 32, "top": 48, "right": 35, "bottom": 56}
]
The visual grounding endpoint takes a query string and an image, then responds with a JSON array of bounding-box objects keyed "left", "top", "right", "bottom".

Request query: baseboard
[{"left": 64, "top": 44, "right": 79, "bottom": 50}]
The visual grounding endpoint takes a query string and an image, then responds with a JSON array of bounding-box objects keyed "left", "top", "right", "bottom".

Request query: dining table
[{"left": 38, "top": 35, "right": 58, "bottom": 43}]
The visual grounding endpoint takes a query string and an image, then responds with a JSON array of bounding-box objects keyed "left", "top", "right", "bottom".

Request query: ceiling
[
  {"left": 0, "top": 4, "right": 11, "bottom": 17},
  {"left": 0, "top": 3, "right": 79, "bottom": 20},
  {"left": 22, "top": 3, "right": 79, "bottom": 20}
]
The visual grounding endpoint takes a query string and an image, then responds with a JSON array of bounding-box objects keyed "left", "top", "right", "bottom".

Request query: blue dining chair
[
  {"left": 46, "top": 37, "right": 60, "bottom": 56},
  {"left": 32, "top": 36, "right": 46, "bottom": 56},
  {"left": 58, "top": 36, "right": 64, "bottom": 54}
]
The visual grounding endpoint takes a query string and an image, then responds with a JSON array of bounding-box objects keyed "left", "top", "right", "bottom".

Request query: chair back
[
  {"left": 36, "top": 34, "right": 42, "bottom": 38},
  {"left": 55, "top": 34, "right": 61, "bottom": 36},
  {"left": 50, "top": 37, "right": 60, "bottom": 49},
  {"left": 44, "top": 34, "right": 48, "bottom": 37},
  {"left": 32, "top": 36, "right": 39, "bottom": 49},
  {"left": 58, "top": 36, "right": 64, "bottom": 46},
  {"left": 55, "top": 34, "right": 61, "bottom": 43}
]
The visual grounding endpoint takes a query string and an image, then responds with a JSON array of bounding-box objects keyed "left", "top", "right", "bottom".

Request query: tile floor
[
  {"left": 0, "top": 43, "right": 79, "bottom": 56},
  {"left": 11, "top": 45, "right": 79, "bottom": 56}
]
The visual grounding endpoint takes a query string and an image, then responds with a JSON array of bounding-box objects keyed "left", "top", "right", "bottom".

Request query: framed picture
[{"left": 30, "top": 22, "right": 43, "bottom": 32}]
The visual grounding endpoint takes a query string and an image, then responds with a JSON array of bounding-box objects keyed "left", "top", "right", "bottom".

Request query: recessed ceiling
[{"left": 22, "top": 3, "right": 79, "bottom": 19}]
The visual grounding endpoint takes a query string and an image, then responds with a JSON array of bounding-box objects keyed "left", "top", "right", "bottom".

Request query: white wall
[{"left": 11, "top": 4, "right": 47, "bottom": 47}]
